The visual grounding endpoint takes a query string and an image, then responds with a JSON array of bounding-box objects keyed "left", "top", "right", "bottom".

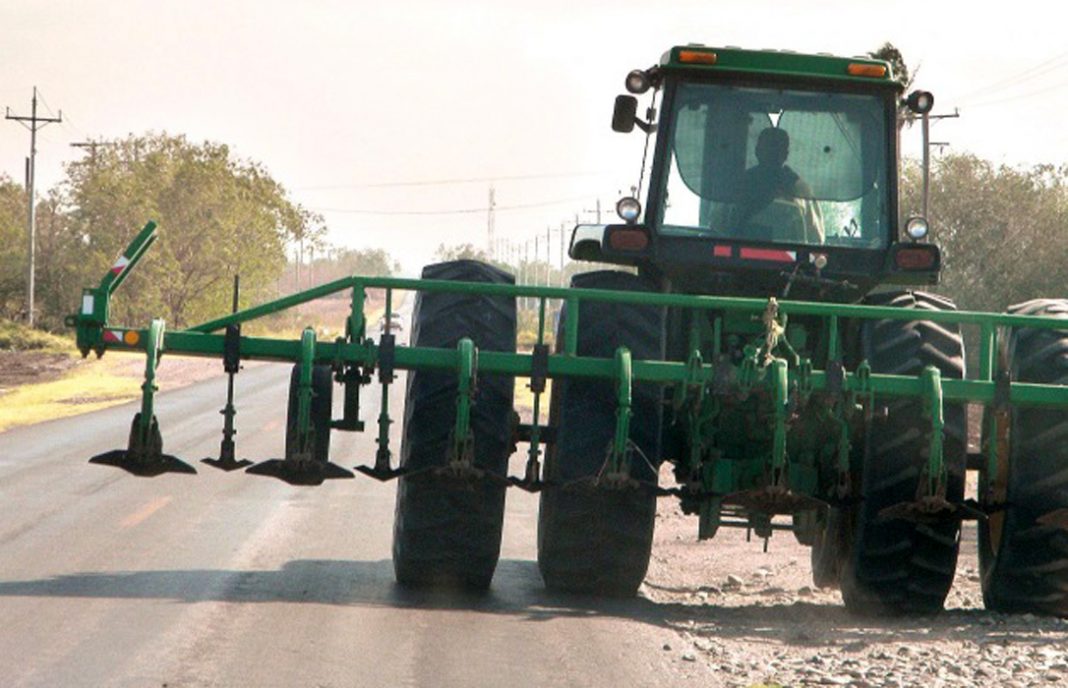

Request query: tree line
[
  {"left": 0, "top": 133, "right": 397, "bottom": 330},
  {"left": 899, "top": 154, "right": 1068, "bottom": 313},
  {"left": 2, "top": 132, "right": 1066, "bottom": 334}
]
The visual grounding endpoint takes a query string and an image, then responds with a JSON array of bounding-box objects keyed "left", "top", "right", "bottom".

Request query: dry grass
[
  {"left": 0, "top": 319, "right": 71, "bottom": 352},
  {"left": 0, "top": 294, "right": 393, "bottom": 434},
  {"left": 0, "top": 352, "right": 145, "bottom": 432}
]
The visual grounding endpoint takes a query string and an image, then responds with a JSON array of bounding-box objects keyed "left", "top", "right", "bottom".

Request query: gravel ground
[{"left": 642, "top": 476, "right": 1068, "bottom": 688}]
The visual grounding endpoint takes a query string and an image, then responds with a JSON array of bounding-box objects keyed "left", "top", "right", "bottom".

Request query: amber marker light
[
  {"left": 678, "top": 50, "right": 718, "bottom": 65},
  {"left": 124, "top": 330, "right": 141, "bottom": 346},
  {"left": 847, "top": 63, "right": 888, "bottom": 78}
]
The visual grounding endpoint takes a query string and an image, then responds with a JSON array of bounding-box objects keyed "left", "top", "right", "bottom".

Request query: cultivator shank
[{"left": 69, "top": 221, "right": 1068, "bottom": 616}]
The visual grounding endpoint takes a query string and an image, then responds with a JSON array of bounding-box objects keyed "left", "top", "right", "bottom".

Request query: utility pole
[
  {"left": 524, "top": 240, "right": 531, "bottom": 309},
  {"left": 582, "top": 200, "right": 603, "bottom": 224},
  {"left": 534, "top": 235, "right": 540, "bottom": 286},
  {"left": 487, "top": 185, "right": 496, "bottom": 258},
  {"left": 545, "top": 227, "right": 551, "bottom": 286},
  {"left": 912, "top": 109, "right": 958, "bottom": 219},
  {"left": 6, "top": 87, "right": 61, "bottom": 327},
  {"left": 559, "top": 223, "right": 566, "bottom": 276},
  {"left": 70, "top": 139, "right": 119, "bottom": 166}
]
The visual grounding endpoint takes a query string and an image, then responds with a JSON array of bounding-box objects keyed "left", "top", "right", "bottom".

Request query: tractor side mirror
[
  {"left": 612, "top": 95, "right": 638, "bottom": 133},
  {"left": 569, "top": 224, "right": 607, "bottom": 261}
]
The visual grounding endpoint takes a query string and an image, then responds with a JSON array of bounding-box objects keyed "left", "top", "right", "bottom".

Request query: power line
[
  {"left": 34, "top": 89, "right": 59, "bottom": 118},
  {"left": 58, "top": 110, "right": 89, "bottom": 140},
  {"left": 293, "top": 170, "right": 609, "bottom": 191},
  {"left": 963, "top": 77, "right": 1068, "bottom": 109},
  {"left": 950, "top": 50, "right": 1068, "bottom": 104},
  {"left": 310, "top": 193, "right": 596, "bottom": 216}
]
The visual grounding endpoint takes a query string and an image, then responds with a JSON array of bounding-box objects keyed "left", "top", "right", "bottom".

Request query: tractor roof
[{"left": 660, "top": 45, "right": 899, "bottom": 88}]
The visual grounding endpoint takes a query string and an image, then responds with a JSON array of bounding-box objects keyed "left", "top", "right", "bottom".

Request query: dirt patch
[
  {"left": 0, "top": 350, "right": 231, "bottom": 396},
  {"left": 0, "top": 351, "right": 82, "bottom": 391},
  {"left": 643, "top": 465, "right": 1068, "bottom": 687}
]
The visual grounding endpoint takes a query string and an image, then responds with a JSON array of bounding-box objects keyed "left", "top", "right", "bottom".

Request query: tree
[
  {"left": 57, "top": 133, "right": 308, "bottom": 327},
  {"left": 869, "top": 42, "right": 913, "bottom": 91},
  {"left": 901, "top": 153, "right": 1068, "bottom": 312},
  {"left": 298, "top": 246, "right": 400, "bottom": 289},
  {"left": 434, "top": 243, "right": 489, "bottom": 262},
  {"left": 331, "top": 247, "right": 399, "bottom": 277},
  {"left": 0, "top": 176, "right": 27, "bottom": 319}
]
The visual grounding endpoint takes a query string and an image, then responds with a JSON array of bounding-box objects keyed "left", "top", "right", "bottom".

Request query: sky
[{"left": 2, "top": 0, "right": 1067, "bottom": 274}]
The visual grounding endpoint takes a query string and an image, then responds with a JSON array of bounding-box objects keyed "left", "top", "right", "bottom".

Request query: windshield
[{"left": 659, "top": 82, "right": 890, "bottom": 248}]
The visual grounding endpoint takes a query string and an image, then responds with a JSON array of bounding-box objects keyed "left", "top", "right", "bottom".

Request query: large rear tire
[
  {"left": 840, "top": 291, "right": 967, "bottom": 615},
  {"left": 537, "top": 271, "right": 664, "bottom": 597},
  {"left": 392, "top": 260, "right": 517, "bottom": 589},
  {"left": 980, "top": 298, "right": 1068, "bottom": 616}
]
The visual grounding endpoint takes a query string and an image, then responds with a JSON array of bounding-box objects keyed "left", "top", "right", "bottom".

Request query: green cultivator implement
[{"left": 70, "top": 46, "right": 1068, "bottom": 617}]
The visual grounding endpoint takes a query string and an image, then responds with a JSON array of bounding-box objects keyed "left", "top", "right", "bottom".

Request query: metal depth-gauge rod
[{"left": 6, "top": 87, "right": 62, "bottom": 327}]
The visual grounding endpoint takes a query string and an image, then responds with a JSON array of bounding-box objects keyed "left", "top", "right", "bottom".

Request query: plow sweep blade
[
  {"left": 722, "top": 487, "right": 827, "bottom": 515},
  {"left": 877, "top": 496, "right": 987, "bottom": 525},
  {"left": 89, "top": 412, "right": 196, "bottom": 477},
  {"left": 245, "top": 459, "right": 354, "bottom": 486},
  {"left": 89, "top": 449, "right": 197, "bottom": 477},
  {"left": 201, "top": 456, "right": 254, "bottom": 472}
]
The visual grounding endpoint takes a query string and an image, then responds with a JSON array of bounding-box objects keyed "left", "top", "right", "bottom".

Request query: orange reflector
[
  {"left": 679, "top": 50, "right": 718, "bottom": 65},
  {"left": 607, "top": 228, "right": 650, "bottom": 252},
  {"left": 895, "top": 247, "right": 936, "bottom": 270},
  {"left": 847, "top": 63, "right": 888, "bottom": 78},
  {"left": 124, "top": 330, "right": 141, "bottom": 346}
]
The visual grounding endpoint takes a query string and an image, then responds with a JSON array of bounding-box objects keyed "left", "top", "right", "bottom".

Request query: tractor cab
[{"left": 572, "top": 46, "right": 939, "bottom": 299}]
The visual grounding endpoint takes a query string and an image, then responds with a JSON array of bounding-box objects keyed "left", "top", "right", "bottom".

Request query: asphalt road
[{"left": 0, "top": 358, "right": 670, "bottom": 687}]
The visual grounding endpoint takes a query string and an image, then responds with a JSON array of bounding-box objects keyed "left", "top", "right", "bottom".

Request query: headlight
[
  {"left": 616, "top": 196, "right": 642, "bottom": 223},
  {"left": 905, "top": 216, "right": 929, "bottom": 241},
  {"left": 625, "top": 70, "right": 651, "bottom": 94},
  {"left": 906, "top": 90, "right": 934, "bottom": 115}
]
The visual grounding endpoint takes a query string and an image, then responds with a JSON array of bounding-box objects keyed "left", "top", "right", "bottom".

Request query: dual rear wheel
[
  {"left": 537, "top": 271, "right": 664, "bottom": 596},
  {"left": 812, "top": 291, "right": 967, "bottom": 616},
  {"left": 391, "top": 261, "right": 517, "bottom": 589},
  {"left": 389, "top": 267, "right": 663, "bottom": 595},
  {"left": 979, "top": 299, "right": 1068, "bottom": 616}
]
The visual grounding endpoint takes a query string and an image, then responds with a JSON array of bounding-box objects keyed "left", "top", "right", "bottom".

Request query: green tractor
[{"left": 71, "top": 46, "right": 1068, "bottom": 617}]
